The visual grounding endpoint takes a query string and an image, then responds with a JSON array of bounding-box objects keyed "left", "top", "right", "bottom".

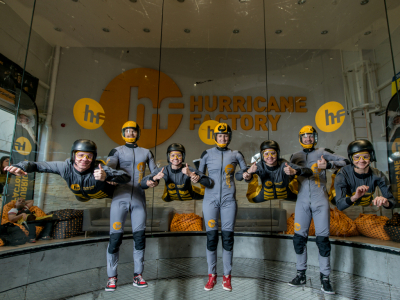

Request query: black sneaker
[
  {"left": 133, "top": 274, "right": 148, "bottom": 288},
  {"left": 105, "top": 276, "right": 117, "bottom": 292},
  {"left": 320, "top": 273, "right": 335, "bottom": 294},
  {"left": 288, "top": 270, "right": 306, "bottom": 287}
]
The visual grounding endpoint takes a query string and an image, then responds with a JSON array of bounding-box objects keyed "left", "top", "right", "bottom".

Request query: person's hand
[
  {"left": 190, "top": 173, "right": 200, "bottom": 183},
  {"left": 20, "top": 213, "right": 28, "bottom": 221},
  {"left": 4, "top": 166, "right": 27, "bottom": 176},
  {"left": 243, "top": 172, "right": 252, "bottom": 180},
  {"left": 351, "top": 185, "right": 369, "bottom": 202},
  {"left": 147, "top": 180, "right": 159, "bottom": 187},
  {"left": 247, "top": 162, "right": 257, "bottom": 174},
  {"left": 317, "top": 156, "right": 327, "bottom": 169},
  {"left": 284, "top": 163, "right": 296, "bottom": 175},
  {"left": 153, "top": 168, "right": 165, "bottom": 181},
  {"left": 373, "top": 196, "right": 389, "bottom": 207},
  {"left": 182, "top": 164, "right": 193, "bottom": 177},
  {"left": 107, "top": 181, "right": 118, "bottom": 186},
  {"left": 94, "top": 164, "right": 106, "bottom": 181}
]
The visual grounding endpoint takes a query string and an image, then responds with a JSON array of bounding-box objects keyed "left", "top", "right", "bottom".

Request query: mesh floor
[{"left": 1, "top": 258, "right": 399, "bottom": 300}]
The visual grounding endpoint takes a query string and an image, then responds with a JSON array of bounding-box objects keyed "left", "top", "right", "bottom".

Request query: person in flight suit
[
  {"left": 333, "top": 139, "right": 396, "bottom": 211},
  {"left": 5, "top": 139, "right": 130, "bottom": 202},
  {"left": 199, "top": 123, "right": 248, "bottom": 292},
  {"left": 236, "top": 140, "right": 312, "bottom": 202},
  {"left": 140, "top": 143, "right": 213, "bottom": 201},
  {"left": 105, "top": 121, "right": 157, "bottom": 292},
  {"left": 288, "top": 125, "right": 349, "bottom": 295}
]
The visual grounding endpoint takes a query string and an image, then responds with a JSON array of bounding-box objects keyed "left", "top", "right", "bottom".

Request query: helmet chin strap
[
  {"left": 123, "top": 137, "right": 137, "bottom": 143},
  {"left": 215, "top": 141, "right": 228, "bottom": 148}
]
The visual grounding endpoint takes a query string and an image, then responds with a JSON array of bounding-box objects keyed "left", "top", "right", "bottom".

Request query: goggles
[
  {"left": 263, "top": 150, "right": 277, "bottom": 158},
  {"left": 170, "top": 153, "right": 183, "bottom": 159},
  {"left": 124, "top": 129, "right": 137, "bottom": 134},
  {"left": 352, "top": 152, "right": 370, "bottom": 162},
  {"left": 75, "top": 152, "right": 94, "bottom": 161}
]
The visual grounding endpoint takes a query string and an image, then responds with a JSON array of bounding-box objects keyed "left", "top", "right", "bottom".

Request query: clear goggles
[
  {"left": 75, "top": 152, "right": 94, "bottom": 161},
  {"left": 263, "top": 150, "right": 277, "bottom": 157},
  {"left": 124, "top": 128, "right": 137, "bottom": 134},
  {"left": 352, "top": 152, "right": 370, "bottom": 162}
]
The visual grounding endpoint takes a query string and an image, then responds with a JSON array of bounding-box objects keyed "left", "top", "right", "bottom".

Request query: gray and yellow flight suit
[
  {"left": 290, "top": 148, "right": 348, "bottom": 276},
  {"left": 199, "top": 147, "right": 248, "bottom": 275},
  {"left": 106, "top": 143, "right": 157, "bottom": 278},
  {"left": 12, "top": 159, "right": 130, "bottom": 201},
  {"left": 333, "top": 165, "right": 395, "bottom": 210},
  {"left": 236, "top": 159, "right": 312, "bottom": 203},
  {"left": 140, "top": 164, "right": 213, "bottom": 201}
]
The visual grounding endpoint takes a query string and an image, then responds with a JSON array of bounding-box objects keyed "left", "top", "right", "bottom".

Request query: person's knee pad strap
[
  {"left": 206, "top": 230, "right": 219, "bottom": 251},
  {"left": 108, "top": 232, "right": 123, "bottom": 254},
  {"left": 221, "top": 231, "right": 234, "bottom": 251},
  {"left": 132, "top": 230, "right": 146, "bottom": 250},
  {"left": 293, "top": 233, "right": 308, "bottom": 254},
  {"left": 315, "top": 236, "right": 331, "bottom": 257}
]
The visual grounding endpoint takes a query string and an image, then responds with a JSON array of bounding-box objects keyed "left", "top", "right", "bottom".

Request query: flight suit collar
[
  {"left": 170, "top": 164, "right": 183, "bottom": 173},
  {"left": 353, "top": 167, "right": 372, "bottom": 179},
  {"left": 302, "top": 147, "right": 315, "bottom": 153},
  {"left": 125, "top": 143, "right": 137, "bottom": 148}
]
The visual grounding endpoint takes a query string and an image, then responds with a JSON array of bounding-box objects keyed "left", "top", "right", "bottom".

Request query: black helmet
[
  {"left": 347, "top": 139, "right": 376, "bottom": 163},
  {"left": 214, "top": 123, "right": 232, "bottom": 148},
  {"left": 71, "top": 139, "right": 97, "bottom": 167},
  {"left": 167, "top": 143, "right": 185, "bottom": 163},
  {"left": 260, "top": 140, "right": 280, "bottom": 159}
]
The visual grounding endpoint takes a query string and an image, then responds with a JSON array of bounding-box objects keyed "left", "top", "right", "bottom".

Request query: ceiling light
[
  {"left": 364, "top": 31, "right": 372, "bottom": 35},
  {"left": 360, "top": 0, "right": 369, "bottom": 5},
  {"left": 184, "top": 29, "right": 190, "bottom": 33},
  {"left": 54, "top": 27, "right": 62, "bottom": 32},
  {"left": 143, "top": 28, "right": 150, "bottom": 33},
  {"left": 102, "top": 28, "right": 110, "bottom": 33},
  {"left": 0, "top": 1, "right": 6, "bottom": 3},
  {"left": 321, "top": 30, "right": 328, "bottom": 35},
  {"left": 275, "top": 30, "right": 282, "bottom": 34},
  {"left": 298, "top": 0, "right": 306, "bottom": 4},
  {"left": 239, "top": 0, "right": 250, "bottom": 2},
  {"left": 233, "top": 29, "right": 240, "bottom": 34}
]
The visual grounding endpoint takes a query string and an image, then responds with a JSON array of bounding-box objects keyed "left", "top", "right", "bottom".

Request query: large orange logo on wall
[{"left": 99, "top": 68, "right": 183, "bottom": 148}]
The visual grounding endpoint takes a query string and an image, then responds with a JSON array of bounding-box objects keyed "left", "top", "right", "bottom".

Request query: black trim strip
[{"left": 1, "top": 232, "right": 400, "bottom": 259}]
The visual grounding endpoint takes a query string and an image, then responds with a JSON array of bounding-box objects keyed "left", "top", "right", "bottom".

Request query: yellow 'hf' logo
[{"left": 315, "top": 101, "right": 345, "bottom": 132}]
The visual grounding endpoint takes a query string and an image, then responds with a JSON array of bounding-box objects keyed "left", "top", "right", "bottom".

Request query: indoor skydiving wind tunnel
[{"left": 2, "top": 0, "right": 400, "bottom": 299}]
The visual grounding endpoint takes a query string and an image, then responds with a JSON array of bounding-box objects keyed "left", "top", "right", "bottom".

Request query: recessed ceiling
[{"left": 6, "top": 0, "right": 400, "bottom": 50}]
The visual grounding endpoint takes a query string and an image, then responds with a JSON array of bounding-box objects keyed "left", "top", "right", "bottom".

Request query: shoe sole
[
  {"left": 288, "top": 283, "right": 306, "bottom": 287},
  {"left": 133, "top": 283, "right": 148, "bottom": 288},
  {"left": 204, "top": 287, "right": 213, "bottom": 291},
  {"left": 321, "top": 287, "right": 335, "bottom": 294},
  {"left": 222, "top": 284, "right": 232, "bottom": 291},
  {"left": 104, "top": 288, "right": 116, "bottom": 292}
]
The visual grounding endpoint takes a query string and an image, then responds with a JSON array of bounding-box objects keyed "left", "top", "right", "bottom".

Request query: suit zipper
[
  {"left": 220, "top": 151, "right": 224, "bottom": 201},
  {"left": 131, "top": 148, "right": 135, "bottom": 200}
]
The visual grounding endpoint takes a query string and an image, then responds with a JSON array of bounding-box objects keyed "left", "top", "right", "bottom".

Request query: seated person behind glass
[
  {"left": 7, "top": 198, "right": 53, "bottom": 243},
  {"left": 236, "top": 140, "right": 312, "bottom": 202},
  {"left": 333, "top": 140, "right": 395, "bottom": 210},
  {"left": 141, "top": 143, "right": 213, "bottom": 201}
]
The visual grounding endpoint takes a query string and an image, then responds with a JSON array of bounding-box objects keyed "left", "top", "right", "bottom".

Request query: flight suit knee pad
[
  {"left": 316, "top": 236, "right": 331, "bottom": 257},
  {"left": 108, "top": 232, "right": 123, "bottom": 254},
  {"left": 132, "top": 230, "right": 146, "bottom": 250},
  {"left": 221, "top": 231, "right": 234, "bottom": 251},
  {"left": 206, "top": 230, "right": 219, "bottom": 251},
  {"left": 293, "top": 233, "right": 308, "bottom": 255}
]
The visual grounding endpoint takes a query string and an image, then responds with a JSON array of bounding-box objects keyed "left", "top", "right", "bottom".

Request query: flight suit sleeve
[
  {"left": 198, "top": 151, "right": 208, "bottom": 174},
  {"left": 235, "top": 151, "right": 253, "bottom": 183},
  {"left": 101, "top": 163, "right": 131, "bottom": 184},
  {"left": 189, "top": 166, "right": 213, "bottom": 188},
  {"left": 12, "top": 161, "right": 66, "bottom": 176},
  {"left": 322, "top": 149, "right": 350, "bottom": 169},
  {"left": 106, "top": 148, "right": 119, "bottom": 169},
  {"left": 377, "top": 171, "right": 396, "bottom": 209},
  {"left": 287, "top": 161, "right": 313, "bottom": 178},
  {"left": 147, "top": 150, "right": 157, "bottom": 173},
  {"left": 140, "top": 166, "right": 163, "bottom": 189},
  {"left": 334, "top": 171, "right": 353, "bottom": 211}
]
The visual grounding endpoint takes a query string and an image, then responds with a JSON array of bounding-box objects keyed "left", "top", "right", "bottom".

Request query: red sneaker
[
  {"left": 222, "top": 275, "right": 232, "bottom": 291},
  {"left": 133, "top": 274, "right": 148, "bottom": 288},
  {"left": 105, "top": 277, "right": 117, "bottom": 292},
  {"left": 204, "top": 274, "right": 217, "bottom": 291}
]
